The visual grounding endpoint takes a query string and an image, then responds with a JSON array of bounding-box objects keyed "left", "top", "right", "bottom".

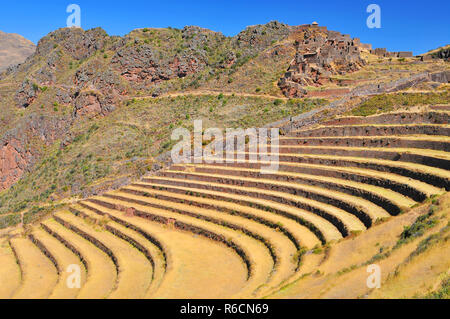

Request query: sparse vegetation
[{"left": 350, "top": 91, "right": 450, "bottom": 116}]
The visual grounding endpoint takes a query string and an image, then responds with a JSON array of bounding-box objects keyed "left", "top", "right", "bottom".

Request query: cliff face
[{"left": 0, "top": 31, "right": 36, "bottom": 71}]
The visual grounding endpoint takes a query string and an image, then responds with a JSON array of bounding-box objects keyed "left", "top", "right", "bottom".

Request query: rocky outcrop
[
  {"left": 233, "top": 21, "right": 291, "bottom": 56},
  {"left": 0, "top": 138, "right": 32, "bottom": 191},
  {"left": 36, "top": 27, "right": 108, "bottom": 60},
  {"left": 73, "top": 91, "right": 116, "bottom": 118},
  {"left": 111, "top": 37, "right": 205, "bottom": 84},
  {"left": 15, "top": 79, "right": 38, "bottom": 108},
  {"left": 0, "top": 114, "right": 71, "bottom": 191}
]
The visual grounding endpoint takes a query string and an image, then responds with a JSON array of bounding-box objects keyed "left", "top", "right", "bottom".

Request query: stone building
[{"left": 278, "top": 23, "right": 366, "bottom": 98}]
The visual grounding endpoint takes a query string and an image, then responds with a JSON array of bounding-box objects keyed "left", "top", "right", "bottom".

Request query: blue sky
[{"left": 0, "top": 0, "right": 448, "bottom": 55}]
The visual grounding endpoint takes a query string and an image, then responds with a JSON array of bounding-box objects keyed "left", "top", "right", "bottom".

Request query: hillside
[
  {"left": 0, "top": 31, "right": 35, "bottom": 71},
  {"left": 420, "top": 44, "right": 450, "bottom": 62},
  {"left": 0, "top": 22, "right": 449, "bottom": 299}
]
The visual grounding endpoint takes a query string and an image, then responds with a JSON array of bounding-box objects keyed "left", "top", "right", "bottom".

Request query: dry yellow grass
[
  {"left": 91, "top": 194, "right": 275, "bottom": 297},
  {"left": 272, "top": 145, "right": 450, "bottom": 161},
  {"left": 0, "top": 239, "right": 21, "bottom": 298},
  {"left": 267, "top": 193, "right": 450, "bottom": 299},
  {"left": 293, "top": 124, "right": 450, "bottom": 131},
  {"left": 54, "top": 211, "right": 153, "bottom": 299},
  {"left": 31, "top": 228, "right": 87, "bottom": 299},
  {"left": 199, "top": 165, "right": 415, "bottom": 207},
  {"left": 10, "top": 237, "right": 58, "bottom": 299},
  {"left": 71, "top": 199, "right": 249, "bottom": 298},
  {"left": 369, "top": 240, "right": 450, "bottom": 298},
  {"left": 41, "top": 219, "right": 117, "bottom": 299},
  {"left": 72, "top": 203, "right": 166, "bottom": 297},
  {"left": 111, "top": 189, "right": 299, "bottom": 292}
]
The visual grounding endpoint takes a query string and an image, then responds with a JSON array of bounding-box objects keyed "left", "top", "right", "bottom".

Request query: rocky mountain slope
[
  {"left": 0, "top": 31, "right": 35, "bottom": 72},
  {"left": 0, "top": 22, "right": 448, "bottom": 226}
]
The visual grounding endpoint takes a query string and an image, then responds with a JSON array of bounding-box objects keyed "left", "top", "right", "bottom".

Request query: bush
[
  {"left": 0, "top": 214, "right": 21, "bottom": 229},
  {"left": 396, "top": 205, "right": 438, "bottom": 247}
]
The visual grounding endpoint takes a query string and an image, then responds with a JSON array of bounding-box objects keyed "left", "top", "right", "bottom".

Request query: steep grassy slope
[{"left": 269, "top": 193, "right": 449, "bottom": 299}]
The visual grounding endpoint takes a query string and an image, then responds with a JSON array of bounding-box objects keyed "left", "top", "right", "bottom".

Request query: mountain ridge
[{"left": 0, "top": 30, "right": 36, "bottom": 72}]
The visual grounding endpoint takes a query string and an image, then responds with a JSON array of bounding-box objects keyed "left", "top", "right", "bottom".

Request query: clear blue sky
[{"left": 0, "top": 0, "right": 448, "bottom": 55}]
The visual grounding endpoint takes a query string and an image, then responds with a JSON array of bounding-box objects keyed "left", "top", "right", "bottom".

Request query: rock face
[
  {"left": 111, "top": 42, "right": 202, "bottom": 83},
  {"left": 0, "top": 30, "right": 36, "bottom": 72},
  {"left": 278, "top": 24, "right": 366, "bottom": 98},
  {"left": 0, "top": 138, "right": 31, "bottom": 191},
  {"left": 0, "top": 114, "right": 70, "bottom": 191},
  {"left": 15, "top": 79, "right": 38, "bottom": 108}
]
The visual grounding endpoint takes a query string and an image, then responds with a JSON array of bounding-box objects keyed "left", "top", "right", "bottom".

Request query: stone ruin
[
  {"left": 278, "top": 23, "right": 368, "bottom": 98},
  {"left": 370, "top": 48, "right": 413, "bottom": 58}
]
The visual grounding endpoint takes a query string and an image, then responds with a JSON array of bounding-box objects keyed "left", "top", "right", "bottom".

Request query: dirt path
[{"left": 134, "top": 90, "right": 288, "bottom": 101}]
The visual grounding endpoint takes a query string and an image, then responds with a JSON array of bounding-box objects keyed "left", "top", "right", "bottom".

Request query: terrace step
[
  {"left": 71, "top": 203, "right": 167, "bottom": 297},
  {"left": 10, "top": 237, "right": 58, "bottom": 299},
  {"left": 0, "top": 240, "right": 21, "bottom": 298},
  {"left": 279, "top": 136, "right": 450, "bottom": 152},
  {"left": 172, "top": 164, "right": 415, "bottom": 213},
  {"left": 290, "top": 124, "right": 450, "bottom": 138},
  {"left": 76, "top": 197, "right": 252, "bottom": 298},
  {"left": 104, "top": 189, "right": 300, "bottom": 286},
  {"left": 86, "top": 195, "right": 275, "bottom": 297},
  {"left": 30, "top": 228, "right": 88, "bottom": 299},
  {"left": 196, "top": 160, "right": 442, "bottom": 201},
  {"left": 250, "top": 145, "right": 450, "bottom": 170},
  {"left": 137, "top": 177, "right": 344, "bottom": 242},
  {"left": 237, "top": 151, "right": 450, "bottom": 190},
  {"left": 321, "top": 111, "right": 450, "bottom": 126},
  {"left": 429, "top": 105, "right": 450, "bottom": 111},
  {"left": 41, "top": 219, "right": 117, "bottom": 299},
  {"left": 121, "top": 184, "right": 322, "bottom": 249},
  {"left": 53, "top": 211, "right": 153, "bottom": 299},
  {"left": 153, "top": 170, "right": 390, "bottom": 228}
]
